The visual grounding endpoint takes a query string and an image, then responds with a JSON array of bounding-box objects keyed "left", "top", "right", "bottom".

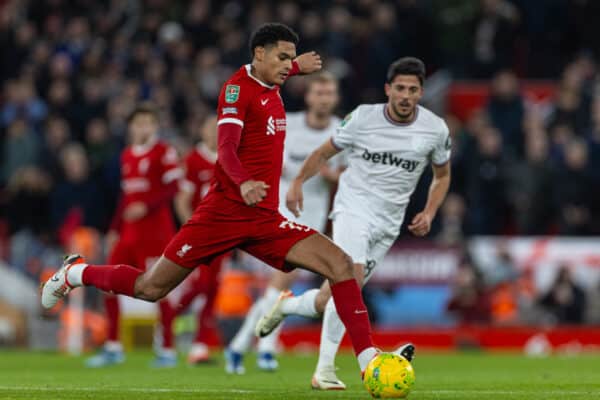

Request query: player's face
[
  {"left": 305, "top": 81, "right": 339, "bottom": 117},
  {"left": 257, "top": 41, "right": 297, "bottom": 85},
  {"left": 128, "top": 113, "right": 158, "bottom": 145},
  {"left": 200, "top": 116, "right": 218, "bottom": 152},
  {"left": 385, "top": 75, "right": 423, "bottom": 121}
]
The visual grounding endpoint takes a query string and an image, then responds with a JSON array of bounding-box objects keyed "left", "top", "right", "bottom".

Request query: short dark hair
[
  {"left": 249, "top": 23, "right": 299, "bottom": 58},
  {"left": 387, "top": 57, "right": 426, "bottom": 86},
  {"left": 127, "top": 101, "right": 159, "bottom": 124}
]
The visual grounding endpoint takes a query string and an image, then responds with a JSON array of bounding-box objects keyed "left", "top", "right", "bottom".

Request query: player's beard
[{"left": 391, "top": 102, "right": 415, "bottom": 122}]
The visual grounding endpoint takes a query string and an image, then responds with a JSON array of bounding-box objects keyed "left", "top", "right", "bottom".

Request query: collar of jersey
[
  {"left": 196, "top": 143, "right": 217, "bottom": 163},
  {"left": 383, "top": 104, "right": 419, "bottom": 127},
  {"left": 245, "top": 64, "right": 275, "bottom": 89},
  {"left": 131, "top": 135, "right": 159, "bottom": 156}
]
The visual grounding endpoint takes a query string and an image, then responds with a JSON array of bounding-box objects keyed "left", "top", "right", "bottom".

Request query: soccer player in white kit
[
  {"left": 225, "top": 72, "right": 344, "bottom": 374},
  {"left": 256, "top": 57, "right": 452, "bottom": 389}
]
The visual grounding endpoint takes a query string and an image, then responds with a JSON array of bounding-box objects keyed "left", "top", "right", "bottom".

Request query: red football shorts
[{"left": 163, "top": 192, "right": 316, "bottom": 271}]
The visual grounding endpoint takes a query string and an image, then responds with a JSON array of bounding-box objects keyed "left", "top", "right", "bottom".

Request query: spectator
[
  {"left": 465, "top": 126, "right": 509, "bottom": 234},
  {"left": 5, "top": 166, "right": 52, "bottom": 235},
  {"left": 447, "top": 260, "right": 491, "bottom": 324},
  {"left": 50, "top": 142, "right": 107, "bottom": 236},
  {"left": 506, "top": 130, "right": 555, "bottom": 234},
  {"left": 1, "top": 118, "right": 41, "bottom": 185},
  {"left": 486, "top": 70, "right": 525, "bottom": 157},
  {"left": 470, "top": 0, "right": 520, "bottom": 78},
  {"left": 1, "top": 79, "right": 47, "bottom": 129},
  {"left": 539, "top": 266, "right": 586, "bottom": 324},
  {"left": 40, "top": 116, "right": 71, "bottom": 180},
  {"left": 553, "top": 138, "right": 592, "bottom": 235}
]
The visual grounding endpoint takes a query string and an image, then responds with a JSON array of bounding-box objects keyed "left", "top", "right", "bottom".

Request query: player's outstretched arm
[
  {"left": 286, "top": 139, "right": 340, "bottom": 217},
  {"left": 292, "top": 51, "right": 322, "bottom": 75},
  {"left": 408, "top": 161, "right": 451, "bottom": 236}
]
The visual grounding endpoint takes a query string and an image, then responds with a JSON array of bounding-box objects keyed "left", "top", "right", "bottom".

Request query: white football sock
[
  {"left": 316, "top": 298, "right": 345, "bottom": 372},
  {"left": 229, "top": 297, "right": 265, "bottom": 354},
  {"left": 280, "top": 288, "right": 319, "bottom": 318},
  {"left": 66, "top": 263, "right": 88, "bottom": 287},
  {"left": 357, "top": 347, "right": 378, "bottom": 372}
]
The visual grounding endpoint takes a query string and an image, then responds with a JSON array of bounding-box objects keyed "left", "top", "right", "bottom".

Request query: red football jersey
[
  {"left": 180, "top": 144, "right": 217, "bottom": 210},
  {"left": 212, "top": 64, "right": 288, "bottom": 210},
  {"left": 112, "top": 139, "right": 181, "bottom": 239}
]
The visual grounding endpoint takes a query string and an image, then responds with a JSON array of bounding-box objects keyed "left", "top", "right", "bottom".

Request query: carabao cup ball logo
[{"left": 363, "top": 353, "right": 415, "bottom": 399}]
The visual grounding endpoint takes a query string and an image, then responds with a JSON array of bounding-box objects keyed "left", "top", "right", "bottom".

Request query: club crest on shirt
[{"left": 225, "top": 85, "right": 240, "bottom": 103}]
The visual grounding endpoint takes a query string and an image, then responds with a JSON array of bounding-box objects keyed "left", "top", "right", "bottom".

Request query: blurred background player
[
  {"left": 257, "top": 57, "right": 450, "bottom": 389},
  {"left": 86, "top": 103, "right": 182, "bottom": 368},
  {"left": 225, "top": 71, "right": 343, "bottom": 374},
  {"left": 170, "top": 115, "right": 225, "bottom": 364}
]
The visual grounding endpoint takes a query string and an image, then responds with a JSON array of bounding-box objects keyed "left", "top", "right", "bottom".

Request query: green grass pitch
[{"left": 0, "top": 350, "right": 599, "bottom": 399}]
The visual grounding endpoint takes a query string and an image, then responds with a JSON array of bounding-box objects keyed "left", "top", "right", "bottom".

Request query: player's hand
[
  {"left": 240, "top": 180, "right": 270, "bottom": 206},
  {"left": 286, "top": 179, "right": 304, "bottom": 218},
  {"left": 295, "top": 51, "right": 322, "bottom": 74},
  {"left": 408, "top": 211, "right": 433, "bottom": 237},
  {"left": 123, "top": 201, "right": 148, "bottom": 221}
]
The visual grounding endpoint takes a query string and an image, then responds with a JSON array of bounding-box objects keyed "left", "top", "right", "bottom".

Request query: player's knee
[{"left": 136, "top": 284, "right": 168, "bottom": 302}]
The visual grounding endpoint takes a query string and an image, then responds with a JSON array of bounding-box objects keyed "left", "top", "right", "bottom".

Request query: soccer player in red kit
[
  {"left": 172, "top": 115, "right": 225, "bottom": 364},
  {"left": 42, "top": 23, "right": 380, "bottom": 378},
  {"left": 85, "top": 103, "right": 183, "bottom": 368}
]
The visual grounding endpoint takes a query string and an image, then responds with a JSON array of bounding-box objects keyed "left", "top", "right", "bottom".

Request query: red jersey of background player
[
  {"left": 180, "top": 143, "right": 216, "bottom": 210},
  {"left": 211, "top": 64, "right": 299, "bottom": 210},
  {"left": 110, "top": 139, "right": 181, "bottom": 241}
]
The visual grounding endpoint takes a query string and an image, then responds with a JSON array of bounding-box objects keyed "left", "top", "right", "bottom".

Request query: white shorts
[{"left": 331, "top": 212, "right": 398, "bottom": 284}]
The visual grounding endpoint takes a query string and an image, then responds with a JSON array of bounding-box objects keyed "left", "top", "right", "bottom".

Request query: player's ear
[
  {"left": 384, "top": 83, "right": 391, "bottom": 97},
  {"left": 255, "top": 46, "right": 265, "bottom": 62}
]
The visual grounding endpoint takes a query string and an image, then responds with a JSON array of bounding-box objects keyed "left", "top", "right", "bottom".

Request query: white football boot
[
  {"left": 254, "top": 290, "right": 292, "bottom": 338},
  {"left": 311, "top": 366, "right": 347, "bottom": 390},
  {"left": 41, "top": 254, "right": 85, "bottom": 309}
]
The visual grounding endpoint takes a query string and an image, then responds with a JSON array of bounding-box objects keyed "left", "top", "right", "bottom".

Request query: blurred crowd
[
  {"left": 446, "top": 245, "right": 600, "bottom": 326},
  {"left": 1, "top": 0, "right": 600, "bottom": 312}
]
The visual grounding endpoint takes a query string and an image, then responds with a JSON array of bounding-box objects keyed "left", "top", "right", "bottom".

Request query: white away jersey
[
  {"left": 279, "top": 112, "right": 343, "bottom": 231},
  {"left": 331, "top": 103, "right": 450, "bottom": 234}
]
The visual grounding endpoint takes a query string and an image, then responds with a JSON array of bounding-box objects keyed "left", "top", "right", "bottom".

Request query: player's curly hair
[
  {"left": 387, "top": 57, "right": 426, "bottom": 86},
  {"left": 249, "top": 23, "right": 299, "bottom": 58}
]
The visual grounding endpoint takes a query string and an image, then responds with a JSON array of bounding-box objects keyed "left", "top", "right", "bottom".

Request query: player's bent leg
[
  {"left": 283, "top": 234, "right": 377, "bottom": 372},
  {"left": 133, "top": 256, "right": 192, "bottom": 301},
  {"left": 41, "top": 254, "right": 192, "bottom": 309}
]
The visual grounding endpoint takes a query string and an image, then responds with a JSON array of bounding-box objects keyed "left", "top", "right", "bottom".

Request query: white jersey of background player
[
  {"left": 256, "top": 57, "right": 452, "bottom": 390},
  {"left": 225, "top": 72, "right": 344, "bottom": 374}
]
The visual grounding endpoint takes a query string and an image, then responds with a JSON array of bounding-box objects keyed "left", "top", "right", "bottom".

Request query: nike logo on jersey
[
  {"left": 354, "top": 309, "right": 368, "bottom": 314},
  {"left": 361, "top": 149, "right": 420, "bottom": 172},
  {"left": 261, "top": 98, "right": 269, "bottom": 106}
]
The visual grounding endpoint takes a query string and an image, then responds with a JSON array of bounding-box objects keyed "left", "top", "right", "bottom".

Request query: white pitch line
[
  {"left": 418, "top": 389, "right": 598, "bottom": 396},
  {"left": 0, "top": 386, "right": 257, "bottom": 394},
  {"left": 0, "top": 386, "right": 597, "bottom": 396}
]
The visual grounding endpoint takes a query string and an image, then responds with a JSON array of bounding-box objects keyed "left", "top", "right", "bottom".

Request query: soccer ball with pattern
[{"left": 363, "top": 353, "right": 415, "bottom": 398}]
